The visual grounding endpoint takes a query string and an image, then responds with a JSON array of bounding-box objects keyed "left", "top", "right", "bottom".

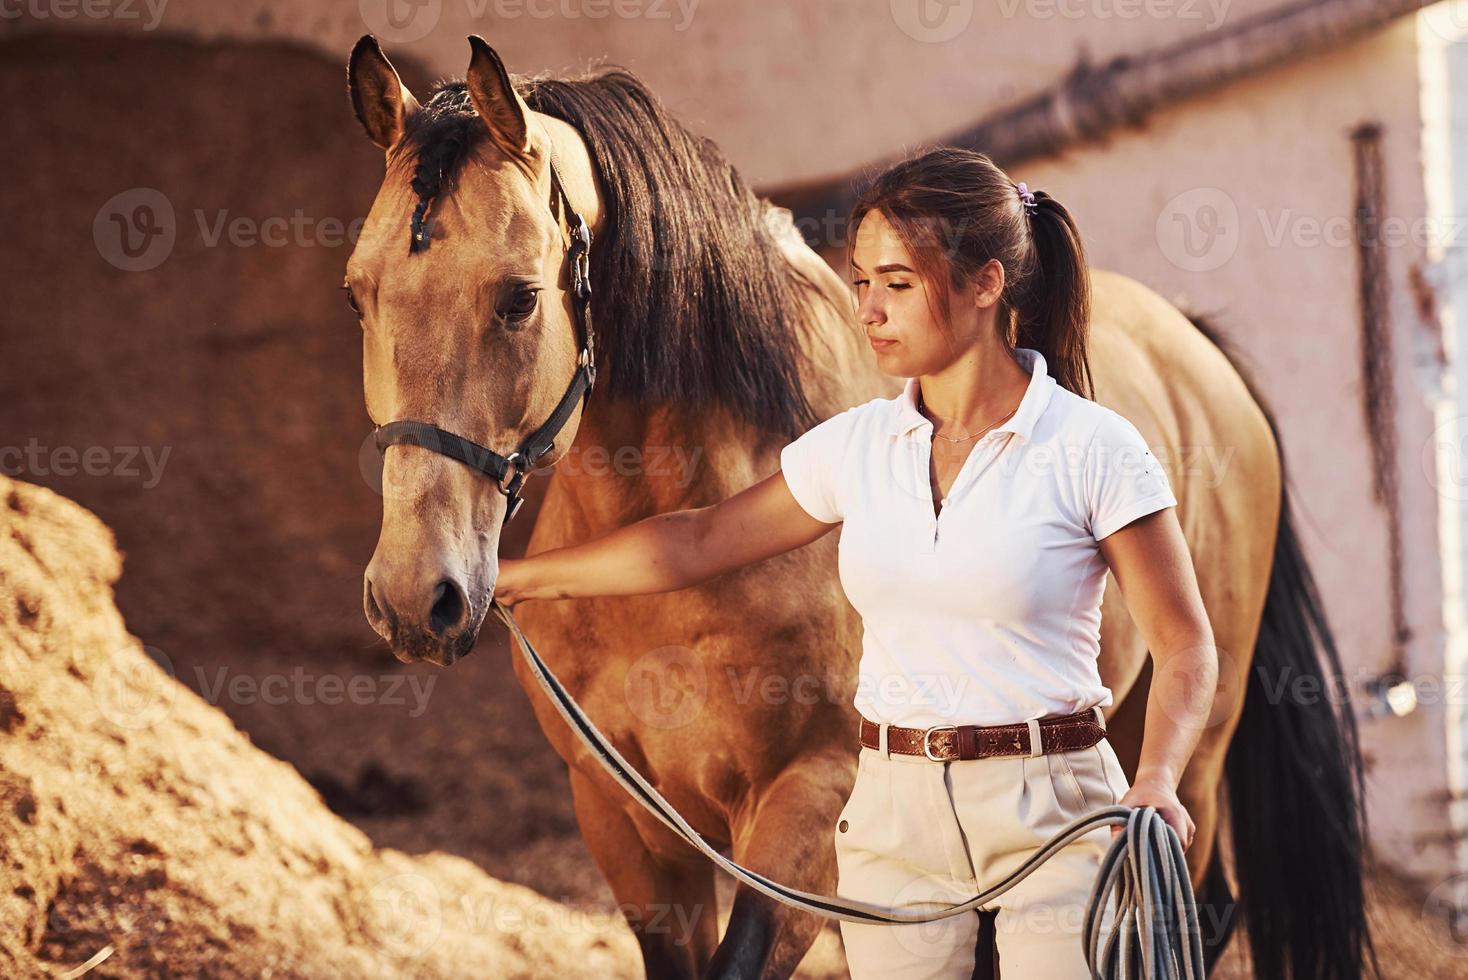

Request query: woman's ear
[{"left": 971, "top": 258, "right": 1006, "bottom": 309}]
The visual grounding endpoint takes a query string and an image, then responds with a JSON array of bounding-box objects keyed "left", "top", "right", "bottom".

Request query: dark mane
[
  {"left": 398, "top": 71, "right": 823, "bottom": 438},
  {"left": 400, "top": 82, "right": 478, "bottom": 251}
]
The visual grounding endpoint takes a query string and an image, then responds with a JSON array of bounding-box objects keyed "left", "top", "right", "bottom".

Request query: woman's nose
[{"left": 858, "top": 294, "right": 884, "bottom": 327}]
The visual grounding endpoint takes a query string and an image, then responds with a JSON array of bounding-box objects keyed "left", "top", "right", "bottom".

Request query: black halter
[{"left": 371, "top": 156, "right": 597, "bottom": 524}]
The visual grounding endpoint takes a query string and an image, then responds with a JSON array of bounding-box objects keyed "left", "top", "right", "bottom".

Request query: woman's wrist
[
  {"left": 496, "top": 554, "right": 552, "bottom": 604},
  {"left": 1132, "top": 764, "right": 1181, "bottom": 790}
]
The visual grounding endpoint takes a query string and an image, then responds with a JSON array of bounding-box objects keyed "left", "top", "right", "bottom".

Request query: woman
[{"left": 494, "top": 146, "right": 1216, "bottom": 978}]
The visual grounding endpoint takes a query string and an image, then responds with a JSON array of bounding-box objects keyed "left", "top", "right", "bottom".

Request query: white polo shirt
[{"left": 779, "top": 347, "right": 1177, "bottom": 728}]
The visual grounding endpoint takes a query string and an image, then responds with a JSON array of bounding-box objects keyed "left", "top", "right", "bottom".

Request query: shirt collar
[{"left": 887, "top": 347, "right": 1057, "bottom": 442}]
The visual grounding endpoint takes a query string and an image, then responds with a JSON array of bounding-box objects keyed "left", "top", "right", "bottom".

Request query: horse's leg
[
  {"left": 704, "top": 752, "right": 848, "bottom": 979},
  {"left": 568, "top": 767, "right": 721, "bottom": 979}
]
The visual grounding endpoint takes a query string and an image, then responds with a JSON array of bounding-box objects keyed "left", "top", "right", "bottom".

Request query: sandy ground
[{"left": 0, "top": 475, "right": 645, "bottom": 978}]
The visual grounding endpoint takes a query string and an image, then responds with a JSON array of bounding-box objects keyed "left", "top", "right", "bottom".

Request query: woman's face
[{"left": 850, "top": 209, "right": 1002, "bottom": 377}]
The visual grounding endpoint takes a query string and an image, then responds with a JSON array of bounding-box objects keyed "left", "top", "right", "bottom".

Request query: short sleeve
[
  {"left": 779, "top": 409, "right": 857, "bottom": 524},
  {"left": 1084, "top": 408, "right": 1177, "bottom": 540}
]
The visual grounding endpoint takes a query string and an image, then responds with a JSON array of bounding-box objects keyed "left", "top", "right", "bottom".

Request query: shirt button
[{"left": 940, "top": 497, "right": 948, "bottom": 505}]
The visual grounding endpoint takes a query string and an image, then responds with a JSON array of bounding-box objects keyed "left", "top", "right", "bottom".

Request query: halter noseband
[{"left": 371, "top": 156, "right": 597, "bottom": 525}]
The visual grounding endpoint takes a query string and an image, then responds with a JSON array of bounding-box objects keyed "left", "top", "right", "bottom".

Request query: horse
[{"left": 344, "top": 35, "right": 1376, "bottom": 979}]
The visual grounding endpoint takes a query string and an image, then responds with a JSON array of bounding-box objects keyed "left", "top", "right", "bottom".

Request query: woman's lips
[{"left": 869, "top": 337, "right": 897, "bottom": 351}]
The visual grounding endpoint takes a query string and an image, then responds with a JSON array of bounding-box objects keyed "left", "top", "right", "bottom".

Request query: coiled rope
[{"left": 491, "top": 601, "right": 1205, "bottom": 978}]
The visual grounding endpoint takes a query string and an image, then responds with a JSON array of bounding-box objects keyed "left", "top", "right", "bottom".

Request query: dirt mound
[{"left": 0, "top": 475, "right": 639, "bottom": 978}]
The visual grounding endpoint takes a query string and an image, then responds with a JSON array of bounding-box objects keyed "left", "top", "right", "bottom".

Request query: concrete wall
[{"left": 3, "top": 0, "right": 1451, "bottom": 887}]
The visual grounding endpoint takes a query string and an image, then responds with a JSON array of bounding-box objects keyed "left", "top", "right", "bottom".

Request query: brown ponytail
[{"left": 847, "top": 146, "right": 1094, "bottom": 400}]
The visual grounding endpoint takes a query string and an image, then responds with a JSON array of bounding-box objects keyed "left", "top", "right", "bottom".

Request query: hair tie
[{"left": 1015, "top": 181, "right": 1038, "bottom": 215}]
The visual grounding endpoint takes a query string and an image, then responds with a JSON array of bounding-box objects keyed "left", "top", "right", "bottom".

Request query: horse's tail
[{"left": 1185, "top": 312, "right": 1382, "bottom": 980}]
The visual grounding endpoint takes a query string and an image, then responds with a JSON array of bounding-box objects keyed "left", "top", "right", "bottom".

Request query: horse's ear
[
  {"left": 348, "top": 35, "right": 419, "bottom": 151},
  {"left": 465, "top": 36, "right": 532, "bottom": 160}
]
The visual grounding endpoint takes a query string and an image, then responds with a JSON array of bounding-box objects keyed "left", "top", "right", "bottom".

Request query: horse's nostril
[
  {"left": 428, "top": 578, "right": 467, "bottom": 636},
  {"left": 365, "top": 576, "right": 388, "bottom": 628}
]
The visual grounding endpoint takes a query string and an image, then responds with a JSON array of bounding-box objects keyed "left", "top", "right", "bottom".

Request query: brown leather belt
[{"left": 858, "top": 705, "right": 1108, "bottom": 761}]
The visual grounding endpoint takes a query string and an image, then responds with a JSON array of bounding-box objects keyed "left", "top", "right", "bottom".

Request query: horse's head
[{"left": 345, "top": 35, "right": 598, "bottom": 666}]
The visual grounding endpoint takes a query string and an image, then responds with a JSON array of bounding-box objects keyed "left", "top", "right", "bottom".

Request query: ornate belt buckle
[{"left": 922, "top": 725, "right": 956, "bottom": 761}]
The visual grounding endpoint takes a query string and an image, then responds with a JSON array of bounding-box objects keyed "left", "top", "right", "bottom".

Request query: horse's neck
[
  {"left": 532, "top": 396, "right": 766, "bottom": 540},
  {"left": 533, "top": 227, "right": 890, "bottom": 541}
]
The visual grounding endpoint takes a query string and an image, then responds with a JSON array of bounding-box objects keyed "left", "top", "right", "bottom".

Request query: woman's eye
[
  {"left": 888, "top": 281, "right": 912, "bottom": 290},
  {"left": 851, "top": 278, "right": 868, "bottom": 287},
  {"left": 502, "top": 288, "right": 540, "bottom": 321}
]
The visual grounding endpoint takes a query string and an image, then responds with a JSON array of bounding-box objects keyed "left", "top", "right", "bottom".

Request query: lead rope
[{"left": 489, "top": 601, "right": 1206, "bottom": 978}]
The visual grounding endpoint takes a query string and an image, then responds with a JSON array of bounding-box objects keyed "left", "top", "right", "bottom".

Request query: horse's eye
[
  {"left": 342, "top": 286, "right": 362, "bottom": 317},
  {"left": 503, "top": 288, "right": 540, "bottom": 321}
]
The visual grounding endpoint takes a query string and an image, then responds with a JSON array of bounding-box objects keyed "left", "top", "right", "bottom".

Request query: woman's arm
[
  {"left": 1097, "top": 506, "right": 1217, "bottom": 850},
  {"left": 493, "top": 469, "right": 839, "bottom": 604}
]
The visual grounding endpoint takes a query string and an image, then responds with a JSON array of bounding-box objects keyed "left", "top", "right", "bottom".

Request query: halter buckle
[
  {"left": 497, "top": 450, "right": 523, "bottom": 496},
  {"left": 578, "top": 346, "right": 597, "bottom": 390},
  {"left": 571, "top": 250, "right": 592, "bottom": 302},
  {"left": 568, "top": 213, "right": 593, "bottom": 301}
]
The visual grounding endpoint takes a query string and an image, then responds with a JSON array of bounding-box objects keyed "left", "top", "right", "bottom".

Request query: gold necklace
[{"left": 919, "top": 391, "right": 1019, "bottom": 444}]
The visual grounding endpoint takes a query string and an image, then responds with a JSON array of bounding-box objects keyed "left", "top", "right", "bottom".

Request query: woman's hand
[
  {"left": 493, "top": 556, "right": 534, "bottom": 607},
  {"left": 1111, "top": 775, "right": 1195, "bottom": 850}
]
